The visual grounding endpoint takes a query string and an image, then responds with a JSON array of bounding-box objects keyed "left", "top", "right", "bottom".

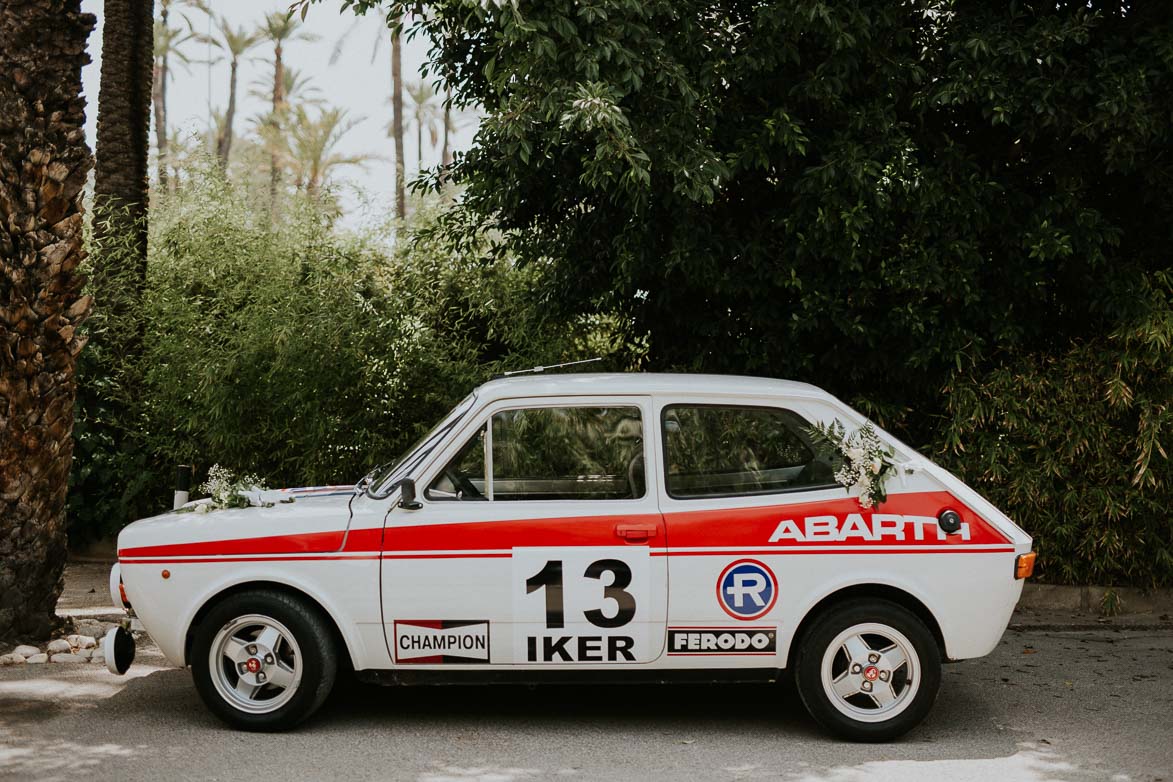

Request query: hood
[{"left": 117, "top": 485, "right": 356, "bottom": 559}]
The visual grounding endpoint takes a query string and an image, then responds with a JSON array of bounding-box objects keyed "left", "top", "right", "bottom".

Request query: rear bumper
[{"left": 939, "top": 567, "right": 1024, "bottom": 660}]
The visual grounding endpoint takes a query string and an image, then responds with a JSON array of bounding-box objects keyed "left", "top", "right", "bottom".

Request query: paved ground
[{"left": 1, "top": 566, "right": 1171, "bottom": 782}]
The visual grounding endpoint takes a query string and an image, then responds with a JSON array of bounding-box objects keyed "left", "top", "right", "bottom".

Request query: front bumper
[{"left": 103, "top": 626, "right": 136, "bottom": 675}]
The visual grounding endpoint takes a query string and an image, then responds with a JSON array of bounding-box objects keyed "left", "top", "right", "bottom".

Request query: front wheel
[
  {"left": 190, "top": 590, "right": 338, "bottom": 731},
  {"left": 794, "top": 598, "right": 941, "bottom": 741}
]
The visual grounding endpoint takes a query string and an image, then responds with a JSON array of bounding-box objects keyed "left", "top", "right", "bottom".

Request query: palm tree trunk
[
  {"left": 154, "top": 2, "right": 169, "bottom": 190},
  {"left": 93, "top": 0, "right": 153, "bottom": 292},
  {"left": 391, "top": 23, "right": 405, "bottom": 220},
  {"left": 269, "top": 41, "right": 285, "bottom": 211},
  {"left": 416, "top": 116, "right": 423, "bottom": 171},
  {"left": 441, "top": 86, "right": 453, "bottom": 167},
  {"left": 91, "top": 0, "right": 153, "bottom": 458},
  {"left": 0, "top": 0, "right": 96, "bottom": 642},
  {"left": 216, "top": 57, "right": 238, "bottom": 168},
  {"left": 152, "top": 60, "right": 168, "bottom": 190}
]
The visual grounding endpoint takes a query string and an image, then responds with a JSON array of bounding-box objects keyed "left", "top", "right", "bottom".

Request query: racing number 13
[{"left": 526, "top": 559, "right": 636, "bottom": 629}]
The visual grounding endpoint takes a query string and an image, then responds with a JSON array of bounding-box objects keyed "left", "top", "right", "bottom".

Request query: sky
[{"left": 80, "top": 0, "right": 480, "bottom": 228}]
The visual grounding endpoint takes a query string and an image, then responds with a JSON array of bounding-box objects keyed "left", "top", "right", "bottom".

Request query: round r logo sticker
[{"left": 716, "top": 559, "right": 778, "bottom": 620}]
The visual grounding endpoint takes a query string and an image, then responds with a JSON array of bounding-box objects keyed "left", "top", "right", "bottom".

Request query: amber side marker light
[{"left": 1015, "top": 552, "right": 1037, "bottom": 580}]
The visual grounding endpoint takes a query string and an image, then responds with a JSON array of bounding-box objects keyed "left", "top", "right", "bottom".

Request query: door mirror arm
[{"left": 397, "top": 478, "right": 423, "bottom": 510}]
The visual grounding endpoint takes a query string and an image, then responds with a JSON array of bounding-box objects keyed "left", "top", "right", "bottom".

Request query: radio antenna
[{"left": 496, "top": 357, "right": 604, "bottom": 378}]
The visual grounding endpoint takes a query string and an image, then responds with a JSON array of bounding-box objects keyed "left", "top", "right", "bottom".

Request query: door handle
[{"left": 615, "top": 523, "right": 658, "bottom": 542}]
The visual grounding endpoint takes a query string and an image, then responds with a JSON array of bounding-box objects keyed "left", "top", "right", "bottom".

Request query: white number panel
[{"left": 511, "top": 546, "right": 657, "bottom": 664}]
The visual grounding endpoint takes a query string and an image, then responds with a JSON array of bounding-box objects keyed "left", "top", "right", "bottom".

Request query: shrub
[
  {"left": 936, "top": 271, "right": 1173, "bottom": 587},
  {"left": 70, "top": 166, "right": 637, "bottom": 541}
]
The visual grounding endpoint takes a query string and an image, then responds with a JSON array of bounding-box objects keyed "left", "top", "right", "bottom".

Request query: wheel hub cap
[
  {"left": 820, "top": 621, "right": 922, "bottom": 724},
  {"left": 208, "top": 614, "right": 303, "bottom": 715}
]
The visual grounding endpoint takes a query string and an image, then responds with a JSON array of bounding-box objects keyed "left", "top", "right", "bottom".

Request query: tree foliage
[{"left": 311, "top": 0, "right": 1173, "bottom": 585}]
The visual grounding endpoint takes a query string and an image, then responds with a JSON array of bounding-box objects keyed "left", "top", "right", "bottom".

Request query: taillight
[{"left": 1015, "top": 551, "right": 1037, "bottom": 580}]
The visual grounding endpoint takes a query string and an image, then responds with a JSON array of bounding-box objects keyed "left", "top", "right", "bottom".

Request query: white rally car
[{"left": 108, "top": 373, "right": 1034, "bottom": 741}]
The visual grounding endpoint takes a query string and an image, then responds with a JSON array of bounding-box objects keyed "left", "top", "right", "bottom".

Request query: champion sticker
[
  {"left": 394, "top": 620, "right": 490, "bottom": 664},
  {"left": 716, "top": 559, "right": 778, "bottom": 620},
  {"left": 667, "top": 628, "right": 777, "bottom": 655}
]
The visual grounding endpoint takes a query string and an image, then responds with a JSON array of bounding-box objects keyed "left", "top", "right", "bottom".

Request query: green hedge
[
  {"left": 936, "top": 271, "right": 1173, "bottom": 587},
  {"left": 70, "top": 169, "right": 635, "bottom": 541}
]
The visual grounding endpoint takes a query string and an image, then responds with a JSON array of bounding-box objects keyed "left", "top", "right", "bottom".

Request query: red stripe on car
[{"left": 119, "top": 490, "right": 1008, "bottom": 560}]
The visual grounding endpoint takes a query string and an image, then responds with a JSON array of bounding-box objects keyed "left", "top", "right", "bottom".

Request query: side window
[
  {"left": 493, "top": 406, "right": 645, "bottom": 500},
  {"left": 662, "top": 405, "right": 838, "bottom": 499},
  {"left": 426, "top": 406, "right": 646, "bottom": 501},
  {"left": 426, "top": 425, "right": 488, "bottom": 501}
]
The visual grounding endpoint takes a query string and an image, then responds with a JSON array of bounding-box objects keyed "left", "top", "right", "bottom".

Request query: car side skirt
[{"left": 356, "top": 667, "right": 782, "bottom": 687}]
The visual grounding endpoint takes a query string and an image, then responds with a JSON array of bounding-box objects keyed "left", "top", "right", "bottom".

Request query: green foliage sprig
[{"left": 806, "top": 420, "right": 896, "bottom": 509}]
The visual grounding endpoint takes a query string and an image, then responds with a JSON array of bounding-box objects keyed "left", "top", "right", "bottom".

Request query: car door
[
  {"left": 653, "top": 396, "right": 848, "bottom": 665},
  {"left": 381, "top": 395, "right": 668, "bottom": 667}
]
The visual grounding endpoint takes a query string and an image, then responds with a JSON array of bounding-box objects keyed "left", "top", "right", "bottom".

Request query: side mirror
[{"left": 397, "top": 478, "right": 423, "bottom": 510}]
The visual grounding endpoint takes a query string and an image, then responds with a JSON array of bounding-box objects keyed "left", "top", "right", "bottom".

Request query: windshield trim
[{"left": 366, "top": 392, "right": 478, "bottom": 499}]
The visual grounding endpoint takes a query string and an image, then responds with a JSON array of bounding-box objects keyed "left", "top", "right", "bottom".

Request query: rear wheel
[
  {"left": 794, "top": 598, "right": 940, "bottom": 741},
  {"left": 191, "top": 590, "right": 338, "bottom": 731}
]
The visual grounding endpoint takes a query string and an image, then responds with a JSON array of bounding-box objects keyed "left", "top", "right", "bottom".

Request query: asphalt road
[{"left": 1, "top": 625, "right": 1170, "bottom": 782}]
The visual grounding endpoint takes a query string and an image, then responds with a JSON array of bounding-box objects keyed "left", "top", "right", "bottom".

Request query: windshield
[{"left": 366, "top": 393, "right": 477, "bottom": 498}]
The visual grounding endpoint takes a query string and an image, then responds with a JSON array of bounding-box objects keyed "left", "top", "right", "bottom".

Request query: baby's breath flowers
[{"left": 196, "top": 465, "right": 268, "bottom": 511}]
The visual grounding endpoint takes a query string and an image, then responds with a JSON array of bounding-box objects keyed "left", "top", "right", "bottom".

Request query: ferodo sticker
[
  {"left": 394, "top": 620, "right": 490, "bottom": 664},
  {"left": 717, "top": 559, "right": 778, "bottom": 620},
  {"left": 668, "top": 627, "right": 777, "bottom": 656}
]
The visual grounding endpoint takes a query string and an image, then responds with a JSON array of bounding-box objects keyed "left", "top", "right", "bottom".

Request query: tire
[
  {"left": 190, "top": 589, "right": 338, "bottom": 731},
  {"left": 794, "top": 598, "right": 941, "bottom": 742}
]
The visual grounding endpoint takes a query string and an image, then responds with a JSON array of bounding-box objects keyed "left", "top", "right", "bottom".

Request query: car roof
[{"left": 473, "top": 372, "right": 829, "bottom": 403}]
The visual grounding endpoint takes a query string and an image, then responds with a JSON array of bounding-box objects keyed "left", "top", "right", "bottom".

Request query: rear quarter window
[{"left": 662, "top": 404, "right": 839, "bottom": 499}]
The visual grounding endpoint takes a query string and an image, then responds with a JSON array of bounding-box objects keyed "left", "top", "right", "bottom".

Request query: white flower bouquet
[
  {"left": 191, "top": 464, "right": 269, "bottom": 512},
  {"left": 806, "top": 419, "right": 896, "bottom": 508}
]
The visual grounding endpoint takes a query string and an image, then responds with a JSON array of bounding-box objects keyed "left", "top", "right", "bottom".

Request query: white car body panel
[{"left": 115, "top": 373, "right": 1031, "bottom": 674}]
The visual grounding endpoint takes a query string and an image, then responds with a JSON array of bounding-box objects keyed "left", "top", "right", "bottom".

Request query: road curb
[
  {"left": 1007, "top": 622, "right": 1170, "bottom": 632},
  {"left": 1019, "top": 583, "right": 1173, "bottom": 615}
]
